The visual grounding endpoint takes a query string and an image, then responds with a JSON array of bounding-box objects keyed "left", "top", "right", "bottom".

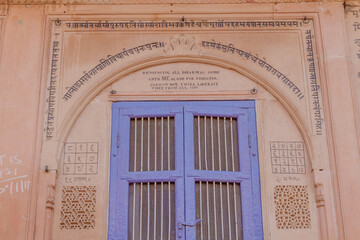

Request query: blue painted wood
[
  {"left": 120, "top": 171, "right": 183, "bottom": 181},
  {"left": 109, "top": 100, "right": 263, "bottom": 240},
  {"left": 109, "top": 104, "right": 186, "bottom": 240},
  {"left": 237, "top": 109, "right": 253, "bottom": 240},
  {"left": 183, "top": 107, "right": 196, "bottom": 239},
  {"left": 183, "top": 105, "right": 259, "bottom": 240},
  {"left": 112, "top": 101, "right": 255, "bottom": 109},
  {"left": 108, "top": 106, "right": 119, "bottom": 240},
  {"left": 248, "top": 106, "right": 264, "bottom": 240},
  {"left": 186, "top": 170, "right": 250, "bottom": 181}
]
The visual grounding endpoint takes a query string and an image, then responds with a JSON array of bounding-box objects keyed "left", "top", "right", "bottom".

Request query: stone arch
[{"left": 55, "top": 55, "right": 314, "bottom": 172}]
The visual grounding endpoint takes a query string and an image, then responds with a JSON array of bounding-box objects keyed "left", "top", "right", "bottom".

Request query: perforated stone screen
[
  {"left": 60, "top": 186, "right": 96, "bottom": 230},
  {"left": 274, "top": 185, "right": 311, "bottom": 229}
]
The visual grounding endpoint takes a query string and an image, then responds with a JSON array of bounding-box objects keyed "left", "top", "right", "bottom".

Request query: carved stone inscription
[
  {"left": 270, "top": 141, "right": 306, "bottom": 174},
  {"left": 45, "top": 41, "right": 60, "bottom": 140},
  {"left": 202, "top": 40, "right": 304, "bottom": 100},
  {"left": 346, "top": 7, "right": 360, "bottom": 144},
  {"left": 304, "top": 30, "right": 324, "bottom": 136},
  {"left": 64, "top": 20, "right": 303, "bottom": 30},
  {"left": 63, "top": 142, "right": 98, "bottom": 175},
  {"left": 143, "top": 69, "right": 220, "bottom": 91},
  {"left": 63, "top": 42, "right": 164, "bottom": 101},
  {"left": 347, "top": 8, "right": 360, "bottom": 107}
]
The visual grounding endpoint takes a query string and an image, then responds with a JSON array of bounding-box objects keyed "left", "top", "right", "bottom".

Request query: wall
[{"left": 0, "top": 2, "right": 359, "bottom": 240}]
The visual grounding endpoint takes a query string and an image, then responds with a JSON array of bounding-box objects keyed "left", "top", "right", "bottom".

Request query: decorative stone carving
[
  {"left": 60, "top": 186, "right": 96, "bottom": 230},
  {"left": 46, "top": 184, "right": 56, "bottom": 209},
  {"left": 163, "top": 34, "right": 203, "bottom": 56},
  {"left": 315, "top": 183, "right": 325, "bottom": 207},
  {"left": 274, "top": 185, "right": 311, "bottom": 229}
]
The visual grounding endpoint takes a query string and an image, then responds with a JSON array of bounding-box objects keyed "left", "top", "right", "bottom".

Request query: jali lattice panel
[
  {"left": 60, "top": 186, "right": 96, "bottom": 229},
  {"left": 274, "top": 185, "right": 311, "bottom": 229}
]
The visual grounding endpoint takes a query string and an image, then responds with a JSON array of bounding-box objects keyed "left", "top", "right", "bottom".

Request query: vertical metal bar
[
  {"left": 147, "top": 117, "right": 150, "bottom": 171},
  {"left": 230, "top": 118, "right": 239, "bottom": 239},
  {"left": 204, "top": 116, "right": 208, "bottom": 171},
  {"left": 217, "top": 117, "right": 222, "bottom": 171},
  {"left": 167, "top": 116, "right": 171, "bottom": 170},
  {"left": 224, "top": 117, "right": 229, "bottom": 172},
  {"left": 141, "top": 118, "right": 144, "bottom": 171},
  {"left": 147, "top": 118, "right": 150, "bottom": 240},
  {"left": 167, "top": 117, "right": 171, "bottom": 240},
  {"left": 161, "top": 117, "right": 164, "bottom": 240},
  {"left": 132, "top": 118, "right": 137, "bottom": 240},
  {"left": 210, "top": 117, "right": 218, "bottom": 240},
  {"left": 206, "top": 181, "right": 210, "bottom": 240},
  {"left": 134, "top": 118, "right": 137, "bottom": 171},
  {"left": 198, "top": 116, "right": 202, "bottom": 170},
  {"left": 140, "top": 188, "right": 143, "bottom": 239},
  {"left": 217, "top": 117, "right": 224, "bottom": 239},
  {"left": 211, "top": 117, "right": 215, "bottom": 171},
  {"left": 204, "top": 116, "right": 210, "bottom": 239},
  {"left": 140, "top": 118, "right": 144, "bottom": 240},
  {"left": 154, "top": 117, "right": 157, "bottom": 239},
  {"left": 198, "top": 116, "right": 204, "bottom": 239},
  {"left": 161, "top": 117, "right": 164, "bottom": 171},
  {"left": 213, "top": 182, "right": 218, "bottom": 240},
  {"left": 230, "top": 117, "right": 235, "bottom": 171},
  {"left": 234, "top": 183, "right": 239, "bottom": 240},
  {"left": 224, "top": 118, "right": 232, "bottom": 239},
  {"left": 155, "top": 117, "right": 157, "bottom": 171}
]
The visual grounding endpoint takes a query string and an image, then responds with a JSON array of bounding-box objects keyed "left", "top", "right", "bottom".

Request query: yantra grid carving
[
  {"left": 60, "top": 186, "right": 96, "bottom": 230},
  {"left": 274, "top": 185, "right": 311, "bottom": 229}
]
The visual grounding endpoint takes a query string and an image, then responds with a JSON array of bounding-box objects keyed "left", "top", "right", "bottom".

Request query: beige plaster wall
[
  {"left": 0, "top": 3, "right": 359, "bottom": 240},
  {"left": 345, "top": 6, "right": 360, "bottom": 148},
  {"left": 0, "top": 5, "right": 44, "bottom": 240}
]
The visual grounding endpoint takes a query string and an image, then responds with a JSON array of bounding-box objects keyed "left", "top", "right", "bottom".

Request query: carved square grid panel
[
  {"left": 63, "top": 142, "right": 98, "bottom": 175},
  {"left": 270, "top": 141, "right": 306, "bottom": 174},
  {"left": 60, "top": 186, "right": 96, "bottom": 230},
  {"left": 274, "top": 185, "right": 311, "bottom": 229}
]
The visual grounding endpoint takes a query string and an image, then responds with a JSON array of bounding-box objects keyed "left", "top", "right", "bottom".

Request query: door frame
[{"left": 108, "top": 100, "right": 263, "bottom": 240}]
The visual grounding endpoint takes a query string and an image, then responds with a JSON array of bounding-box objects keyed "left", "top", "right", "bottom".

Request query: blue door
[{"left": 108, "top": 101, "right": 263, "bottom": 240}]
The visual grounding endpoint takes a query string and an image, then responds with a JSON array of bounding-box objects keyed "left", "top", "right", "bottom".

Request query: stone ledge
[
  {"left": 0, "top": 0, "right": 359, "bottom": 9},
  {"left": 0, "top": 0, "right": 348, "bottom": 5}
]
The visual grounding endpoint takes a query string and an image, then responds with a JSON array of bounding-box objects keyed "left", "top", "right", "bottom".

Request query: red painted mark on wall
[{"left": 0, "top": 155, "right": 30, "bottom": 195}]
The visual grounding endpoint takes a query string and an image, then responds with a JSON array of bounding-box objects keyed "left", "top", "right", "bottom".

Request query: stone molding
[
  {"left": 1, "top": 0, "right": 359, "bottom": 8},
  {"left": 346, "top": 0, "right": 360, "bottom": 5},
  {"left": 0, "top": 0, "right": 352, "bottom": 4}
]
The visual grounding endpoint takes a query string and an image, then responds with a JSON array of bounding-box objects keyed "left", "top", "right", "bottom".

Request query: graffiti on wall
[{"left": 0, "top": 155, "right": 30, "bottom": 196}]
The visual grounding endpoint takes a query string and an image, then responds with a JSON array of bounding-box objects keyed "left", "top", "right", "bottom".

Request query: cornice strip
[
  {"left": 1, "top": 0, "right": 359, "bottom": 8},
  {"left": 0, "top": 0, "right": 348, "bottom": 4}
]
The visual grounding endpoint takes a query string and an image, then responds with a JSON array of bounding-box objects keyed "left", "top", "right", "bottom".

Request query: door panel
[
  {"left": 195, "top": 181, "right": 243, "bottom": 240},
  {"left": 109, "top": 105, "right": 184, "bottom": 240},
  {"left": 109, "top": 101, "right": 263, "bottom": 240},
  {"left": 184, "top": 105, "right": 252, "bottom": 240}
]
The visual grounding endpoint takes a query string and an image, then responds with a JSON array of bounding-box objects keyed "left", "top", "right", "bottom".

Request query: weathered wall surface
[
  {"left": 0, "top": 3, "right": 359, "bottom": 240},
  {"left": 345, "top": 6, "right": 360, "bottom": 148},
  {"left": 0, "top": 5, "right": 44, "bottom": 240}
]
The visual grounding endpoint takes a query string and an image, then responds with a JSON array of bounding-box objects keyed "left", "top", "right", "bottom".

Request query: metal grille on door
[{"left": 108, "top": 101, "right": 263, "bottom": 240}]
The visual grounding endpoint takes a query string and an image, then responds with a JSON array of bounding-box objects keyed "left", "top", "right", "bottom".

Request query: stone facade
[{"left": 0, "top": 2, "right": 359, "bottom": 240}]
